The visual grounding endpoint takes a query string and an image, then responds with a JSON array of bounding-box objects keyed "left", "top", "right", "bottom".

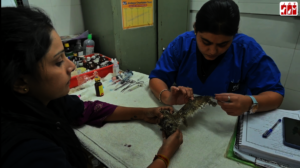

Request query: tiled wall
[
  {"left": 28, "top": 0, "right": 84, "bottom": 36},
  {"left": 189, "top": 0, "right": 300, "bottom": 110}
]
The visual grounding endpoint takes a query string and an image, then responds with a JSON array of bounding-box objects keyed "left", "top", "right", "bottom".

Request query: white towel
[{"left": 71, "top": 71, "right": 239, "bottom": 168}]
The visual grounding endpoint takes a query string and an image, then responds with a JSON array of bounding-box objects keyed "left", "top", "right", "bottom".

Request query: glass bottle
[
  {"left": 64, "top": 42, "right": 73, "bottom": 59},
  {"left": 83, "top": 57, "right": 87, "bottom": 68},
  {"left": 74, "top": 39, "right": 84, "bottom": 57},
  {"left": 94, "top": 76, "right": 104, "bottom": 97},
  {"left": 78, "top": 61, "right": 83, "bottom": 68},
  {"left": 87, "top": 57, "right": 96, "bottom": 70},
  {"left": 91, "top": 55, "right": 96, "bottom": 62},
  {"left": 100, "top": 55, "right": 106, "bottom": 63}
]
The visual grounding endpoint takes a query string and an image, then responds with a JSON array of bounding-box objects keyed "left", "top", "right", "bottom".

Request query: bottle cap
[
  {"left": 94, "top": 76, "right": 100, "bottom": 82},
  {"left": 64, "top": 43, "right": 70, "bottom": 48},
  {"left": 88, "top": 34, "right": 92, "bottom": 40},
  {"left": 87, "top": 57, "right": 91, "bottom": 61},
  {"left": 78, "top": 51, "right": 83, "bottom": 57}
]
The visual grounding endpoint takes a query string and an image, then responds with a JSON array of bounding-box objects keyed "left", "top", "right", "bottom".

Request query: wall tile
[
  {"left": 51, "top": 0, "right": 80, "bottom": 7},
  {"left": 238, "top": 0, "right": 279, "bottom": 3},
  {"left": 280, "top": 89, "right": 300, "bottom": 110},
  {"left": 260, "top": 45, "right": 294, "bottom": 86},
  {"left": 189, "top": 1, "right": 207, "bottom": 11},
  {"left": 239, "top": 14, "right": 300, "bottom": 49},
  {"left": 28, "top": 0, "right": 52, "bottom": 7},
  {"left": 238, "top": 3, "right": 278, "bottom": 15},
  {"left": 296, "top": 33, "right": 300, "bottom": 50},
  {"left": 285, "top": 50, "right": 300, "bottom": 91}
]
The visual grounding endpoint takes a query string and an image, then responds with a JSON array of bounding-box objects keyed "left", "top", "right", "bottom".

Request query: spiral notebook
[{"left": 235, "top": 109, "right": 300, "bottom": 168}]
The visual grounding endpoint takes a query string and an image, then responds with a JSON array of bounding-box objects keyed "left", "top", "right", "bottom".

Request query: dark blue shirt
[{"left": 149, "top": 31, "right": 284, "bottom": 96}]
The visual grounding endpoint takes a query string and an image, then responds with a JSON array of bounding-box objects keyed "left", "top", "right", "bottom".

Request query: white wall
[
  {"left": 188, "top": 0, "right": 300, "bottom": 110},
  {"left": 1, "top": 0, "right": 17, "bottom": 7},
  {"left": 28, "top": 0, "right": 84, "bottom": 36}
]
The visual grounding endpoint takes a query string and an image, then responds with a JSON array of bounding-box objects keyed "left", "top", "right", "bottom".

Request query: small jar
[{"left": 78, "top": 61, "right": 83, "bottom": 68}]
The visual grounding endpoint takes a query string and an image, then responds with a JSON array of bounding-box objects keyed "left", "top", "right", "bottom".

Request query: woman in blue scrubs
[{"left": 149, "top": 0, "right": 284, "bottom": 116}]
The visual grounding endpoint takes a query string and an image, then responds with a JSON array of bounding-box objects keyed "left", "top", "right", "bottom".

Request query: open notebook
[{"left": 235, "top": 109, "right": 300, "bottom": 168}]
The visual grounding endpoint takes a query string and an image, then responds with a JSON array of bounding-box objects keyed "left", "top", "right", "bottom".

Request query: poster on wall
[{"left": 121, "top": 0, "right": 154, "bottom": 30}]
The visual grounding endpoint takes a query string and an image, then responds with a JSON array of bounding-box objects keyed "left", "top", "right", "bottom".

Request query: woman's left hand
[
  {"left": 143, "top": 106, "right": 174, "bottom": 124},
  {"left": 215, "top": 93, "right": 252, "bottom": 116}
]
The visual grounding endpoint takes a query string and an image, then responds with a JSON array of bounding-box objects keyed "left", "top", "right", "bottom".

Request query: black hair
[
  {"left": 194, "top": 0, "right": 240, "bottom": 36},
  {"left": 1, "top": 7, "right": 54, "bottom": 94}
]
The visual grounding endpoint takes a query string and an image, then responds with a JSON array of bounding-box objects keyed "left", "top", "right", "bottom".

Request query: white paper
[{"left": 239, "top": 109, "right": 300, "bottom": 168}]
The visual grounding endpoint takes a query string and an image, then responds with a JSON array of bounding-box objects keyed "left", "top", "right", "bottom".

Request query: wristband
[
  {"left": 153, "top": 154, "right": 170, "bottom": 167},
  {"left": 159, "top": 89, "right": 168, "bottom": 103}
]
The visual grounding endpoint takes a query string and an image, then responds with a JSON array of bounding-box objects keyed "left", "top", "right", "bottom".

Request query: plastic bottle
[
  {"left": 83, "top": 34, "right": 95, "bottom": 55},
  {"left": 113, "top": 58, "right": 119, "bottom": 77}
]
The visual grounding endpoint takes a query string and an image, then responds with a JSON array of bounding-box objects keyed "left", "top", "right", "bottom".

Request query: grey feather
[{"left": 158, "top": 96, "right": 217, "bottom": 138}]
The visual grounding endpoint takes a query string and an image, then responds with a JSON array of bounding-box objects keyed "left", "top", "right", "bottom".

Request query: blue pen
[{"left": 262, "top": 119, "right": 281, "bottom": 138}]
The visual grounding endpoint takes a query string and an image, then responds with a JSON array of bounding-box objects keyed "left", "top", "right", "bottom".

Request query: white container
[
  {"left": 83, "top": 34, "right": 95, "bottom": 55},
  {"left": 113, "top": 58, "right": 119, "bottom": 76}
]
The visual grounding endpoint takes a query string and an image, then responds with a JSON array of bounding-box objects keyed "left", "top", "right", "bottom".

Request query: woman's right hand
[
  {"left": 157, "top": 129, "right": 183, "bottom": 159},
  {"left": 163, "top": 86, "right": 194, "bottom": 105}
]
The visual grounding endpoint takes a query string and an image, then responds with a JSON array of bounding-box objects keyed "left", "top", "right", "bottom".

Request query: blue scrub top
[{"left": 149, "top": 31, "right": 284, "bottom": 97}]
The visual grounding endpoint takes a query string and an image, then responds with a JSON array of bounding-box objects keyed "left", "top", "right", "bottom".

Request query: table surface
[{"left": 70, "top": 71, "right": 250, "bottom": 168}]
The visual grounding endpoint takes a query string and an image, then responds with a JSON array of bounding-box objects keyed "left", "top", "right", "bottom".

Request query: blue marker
[{"left": 262, "top": 119, "right": 281, "bottom": 138}]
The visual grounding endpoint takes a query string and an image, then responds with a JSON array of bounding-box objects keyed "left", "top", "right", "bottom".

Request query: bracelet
[
  {"left": 153, "top": 154, "right": 170, "bottom": 167},
  {"left": 159, "top": 89, "right": 168, "bottom": 103}
]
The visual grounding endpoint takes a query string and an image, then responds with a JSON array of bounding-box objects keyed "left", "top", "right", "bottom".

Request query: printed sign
[
  {"left": 121, "top": 0, "right": 154, "bottom": 29},
  {"left": 280, "top": 2, "right": 298, "bottom": 16}
]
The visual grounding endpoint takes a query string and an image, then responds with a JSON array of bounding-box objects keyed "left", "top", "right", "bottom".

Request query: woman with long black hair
[{"left": 1, "top": 7, "right": 182, "bottom": 168}]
